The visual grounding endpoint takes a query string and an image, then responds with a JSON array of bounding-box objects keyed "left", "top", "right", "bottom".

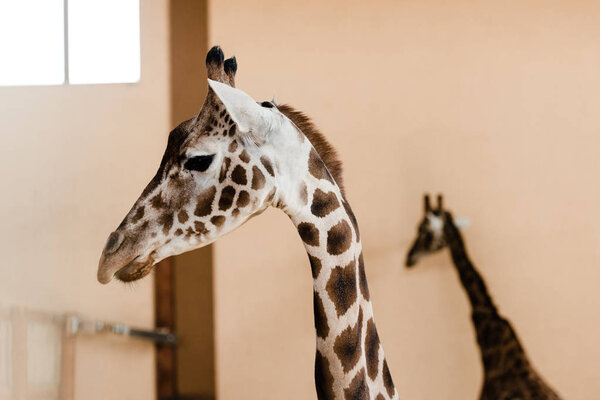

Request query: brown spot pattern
[
  {"left": 194, "top": 186, "right": 216, "bottom": 217},
  {"left": 174, "top": 228, "right": 183, "bottom": 236},
  {"left": 231, "top": 165, "right": 247, "bottom": 185},
  {"left": 375, "top": 395, "right": 385, "bottom": 400},
  {"left": 260, "top": 156, "right": 274, "bottom": 176},
  {"left": 299, "top": 182, "right": 308, "bottom": 206},
  {"left": 131, "top": 206, "right": 145, "bottom": 224},
  {"left": 251, "top": 166, "right": 265, "bottom": 190},
  {"left": 327, "top": 220, "right": 352, "bottom": 255},
  {"left": 160, "top": 213, "right": 174, "bottom": 235},
  {"left": 228, "top": 140, "right": 238, "bottom": 153},
  {"left": 236, "top": 190, "right": 250, "bottom": 208},
  {"left": 211, "top": 215, "right": 225, "bottom": 227},
  {"left": 358, "top": 253, "right": 370, "bottom": 301},
  {"left": 343, "top": 199, "right": 360, "bottom": 242},
  {"left": 309, "top": 255, "right": 322, "bottom": 279},
  {"left": 298, "top": 222, "right": 319, "bottom": 246},
  {"left": 334, "top": 308, "right": 363, "bottom": 373},
  {"left": 219, "top": 157, "right": 231, "bottom": 183},
  {"left": 311, "top": 189, "right": 340, "bottom": 218},
  {"left": 365, "top": 318, "right": 380, "bottom": 380},
  {"left": 313, "top": 291, "right": 329, "bottom": 339},
  {"left": 308, "top": 148, "right": 334, "bottom": 184},
  {"left": 150, "top": 193, "right": 167, "bottom": 210},
  {"left": 326, "top": 261, "right": 357, "bottom": 317},
  {"left": 239, "top": 150, "right": 250, "bottom": 163},
  {"left": 382, "top": 359, "right": 395, "bottom": 398},
  {"left": 315, "top": 351, "right": 335, "bottom": 400},
  {"left": 344, "top": 368, "right": 370, "bottom": 400},
  {"left": 218, "top": 186, "right": 236, "bottom": 211},
  {"left": 194, "top": 221, "right": 207, "bottom": 234},
  {"left": 177, "top": 209, "right": 188, "bottom": 224}
]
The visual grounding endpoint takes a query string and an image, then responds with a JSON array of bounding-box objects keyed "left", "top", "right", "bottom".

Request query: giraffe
[
  {"left": 405, "top": 194, "right": 562, "bottom": 400},
  {"left": 97, "top": 46, "right": 398, "bottom": 400}
]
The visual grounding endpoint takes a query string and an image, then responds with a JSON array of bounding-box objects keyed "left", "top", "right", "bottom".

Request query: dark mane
[{"left": 277, "top": 104, "right": 345, "bottom": 196}]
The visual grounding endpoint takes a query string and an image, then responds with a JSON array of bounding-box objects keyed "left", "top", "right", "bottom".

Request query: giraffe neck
[
  {"left": 444, "top": 223, "right": 497, "bottom": 315},
  {"left": 444, "top": 223, "right": 533, "bottom": 378},
  {"left": 282, "top": 169, "right": 397, "bottom": 399}
]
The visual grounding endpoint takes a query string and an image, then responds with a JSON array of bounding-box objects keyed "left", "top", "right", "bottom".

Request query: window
[{"left": 0, "top": 0, "right": 140, "bottom": 86}]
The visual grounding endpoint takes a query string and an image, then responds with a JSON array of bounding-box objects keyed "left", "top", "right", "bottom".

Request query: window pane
[
  {"left": 0, "top": 0, "right": 65, "bottom": 86},
  {"left": 68, "top": 0, "right": 140, "bottom": 84}
]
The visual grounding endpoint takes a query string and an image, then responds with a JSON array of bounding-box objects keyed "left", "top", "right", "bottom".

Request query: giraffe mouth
[{"left": 114, "top": 256, "right": 156, "bottom": 283}]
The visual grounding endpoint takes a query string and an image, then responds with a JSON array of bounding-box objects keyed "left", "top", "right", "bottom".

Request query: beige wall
[
  {"left": 210, "top": 1, "right": 600, "bottom": 399},
  {"left": 0, "top": 1, "right": 169, "bottom": 399}
]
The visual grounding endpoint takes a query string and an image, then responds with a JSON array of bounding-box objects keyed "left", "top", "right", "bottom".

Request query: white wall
[{"left": 0, "top": 1, "right": 170, "bottom": 399}]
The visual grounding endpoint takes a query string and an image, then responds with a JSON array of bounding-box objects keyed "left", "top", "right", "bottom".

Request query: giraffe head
[
  {"left": 97, "top": 46, "right": 343, "bottom": 284},
  {"left": 405, "top": 194, "right": 470, "bottom": 267}
]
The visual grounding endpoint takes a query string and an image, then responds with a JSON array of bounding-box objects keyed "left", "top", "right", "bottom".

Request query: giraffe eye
[{"left": 184, "top": 155, "right": 214, "bottom": 172}]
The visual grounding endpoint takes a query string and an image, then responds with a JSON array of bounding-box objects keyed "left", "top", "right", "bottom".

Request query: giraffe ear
[
  {"left": 454, "top": 217, "right": 471, "bottom": 229},
  {"left": 207, "top": 79, "right": 276, "bottom": 143}
]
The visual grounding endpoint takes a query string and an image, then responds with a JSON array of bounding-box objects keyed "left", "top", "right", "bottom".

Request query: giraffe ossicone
[{"left": 98, "top": 46, "right": 398, "bottom": 399}]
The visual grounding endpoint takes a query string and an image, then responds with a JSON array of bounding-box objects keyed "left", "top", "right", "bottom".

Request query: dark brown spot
[
  {"left": 219, "top": 157, "right": 231, "bottom": 183},
  {"left": 211, "top": 215, "right": 226, "bottom": 227},
  {"left": 236, "top": 190, "right": 250, "bottom": 208},
  {"left": 358, "top": 253, "right": 370, "bottom": 301},
  {"left": 218, "top": 186, "right": 236, "bottom": 211},
  {"left": 131, "top": 206, "right": 145, "bottom": 224},
  {"left": 365, "top": 318, "right": 380, "bottom": 380},
  {"left": 185, "top": 227, "right": 195, "bottom": 237},
  {"left": 298, "top": 222, "right": 319, "bottom": 246},
  {"left": 177, "top": 209, "right": 188, "bottom": 224},
  {"left": 239, "top": 150, "right": 250, "bottom": 163},
  {"left": 308, "top": 148, "right": 334, "bottom": 184},
  {"left": 228, "top": 125, "right": 236, "bottom": 136},
  {"left": 327, "top": 220, "right": 352, "bottom": 255},
  {"left": 150, "top": 193, "right": 167, "bottom": 210},
  {"left": 313, "top": 291, "right": 329, "bottom": 339},
  {"left": 382, "top": 359, "right": 395, "bottom": 397},
  {"left": 194, "top": 221, "right": 207, "bottom": 234},
  {"left": 251, "top": 166, "right": 265, "bottom": 190},
  {"left": 299, "top": 182, "right": 308, "bottom": 206},
  {"left": 326, "top": 261, "right": 357, "bottom": 317},
  {"left": 260, "top": 156, "right": 274, "bottom": 176},
  {"left": 344, "top": 368, "right": 370, "bottom": 400},
  {"left": 343, "top": 200, "right": 360, "bottom": 242},
  {"left": 375, "top": 394, "right": 385, "bottom": 400},
  {"left": 231, "top": 165, "right": 247, "bottom": 185},
  {"left": 160, "top": 213, "right": 174, "bottom": 235},
  {"left": 334, "top": 308, "right": 363, "bottom": 373},
  {"left": 194, "top": 186, "right": 217, "bottom": 217},
  {"left": 228, "top": 140, "right": 238, "bottom": 153},
  {"left": 309, "top": 255, "right": 322, "bottom": 279},
  {"left": 232, "top": 208, "right": 240, "bottom": 218},
  {"left": 315, "top": 350, "right": 335, "bottom": 400},
  {"left": 311, "top": 189, "right": 340, "bottom": 218},
  {"left": 174, "top": 228, "right": 183, "bottom": 236}
]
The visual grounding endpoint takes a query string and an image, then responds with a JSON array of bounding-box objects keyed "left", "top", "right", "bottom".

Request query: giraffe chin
[{"left": 114, "top": 258, "right": 155, "bottom": 283}]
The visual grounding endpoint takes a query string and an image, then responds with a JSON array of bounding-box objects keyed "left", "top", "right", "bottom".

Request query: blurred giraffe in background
[
  {"left": 406, "top": 195, "right": 562, "bottom": 400},
  {"left": 97, "top": 46, "right": 398, "bottom": 399}
]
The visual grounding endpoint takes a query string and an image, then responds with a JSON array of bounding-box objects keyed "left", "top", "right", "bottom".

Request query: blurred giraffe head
[
  {"left": 405, "top": 194, "right": 469, "bottom": 267},
  {"left": 97, "top": 46, "right": 335, "bottom": 284}
]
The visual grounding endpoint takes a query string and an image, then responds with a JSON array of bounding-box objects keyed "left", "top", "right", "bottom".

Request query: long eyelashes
[{"left": 184, "top": 155, "right": 215, "bottom": 172}]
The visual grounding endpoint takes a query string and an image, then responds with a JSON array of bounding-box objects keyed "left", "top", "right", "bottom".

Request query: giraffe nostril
[{"left": 104, "top": 231, "right": 125, "bottom": 255}]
